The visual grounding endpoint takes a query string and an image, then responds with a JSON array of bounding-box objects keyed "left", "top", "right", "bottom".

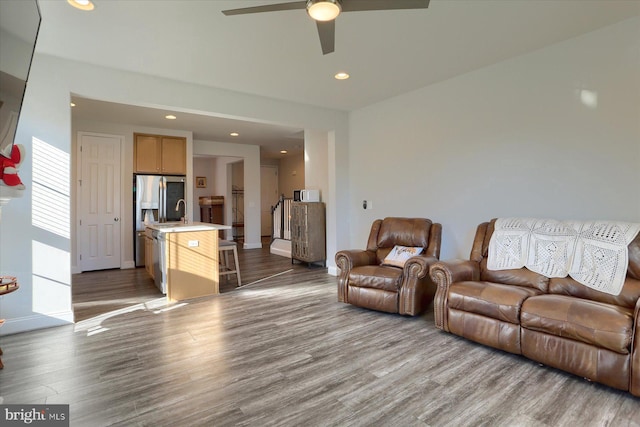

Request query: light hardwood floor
[{"left": 1, "top": 244, "right": 639, "bottom": 426}]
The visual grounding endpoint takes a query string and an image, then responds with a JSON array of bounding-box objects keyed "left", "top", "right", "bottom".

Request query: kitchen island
[{"left": 145, "top": 222, "right": 231, "bottom": 301}]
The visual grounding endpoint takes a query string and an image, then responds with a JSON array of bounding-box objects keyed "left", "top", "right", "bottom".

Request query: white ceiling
[{"left": 34, "top": 0, "right": 640, "bottom": 157}]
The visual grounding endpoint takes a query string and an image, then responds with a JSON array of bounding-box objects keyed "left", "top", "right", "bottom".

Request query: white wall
[
  {"left": 0, "top": 53, "right": 74, "bottom": 334},
  {"left": 279, "top": 153, "right": 305, "bottom": 199},
  {"left": 348, "top": 17, "right": 640, "bottom": 260},
  {"left": 304, "top": 130, "right": 329, "bottom": 202},
  {"left": 0, "top": 53, "right": 349, "bottom": 335},
  {"left": 193, "top": 140, "right": 262, "bottom": 249},
  {"left": 232, "top": 162, "right": 244, "bottom": 190}
]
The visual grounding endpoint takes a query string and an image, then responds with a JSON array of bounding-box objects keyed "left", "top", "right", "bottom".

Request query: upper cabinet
[{"left": 134, "top": 133, "right": 186, "bottom": 175}]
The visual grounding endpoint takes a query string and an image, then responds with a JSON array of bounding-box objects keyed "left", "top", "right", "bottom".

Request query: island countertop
[{"left": 145, "top": 221, "right": 231, "bottom": 233}]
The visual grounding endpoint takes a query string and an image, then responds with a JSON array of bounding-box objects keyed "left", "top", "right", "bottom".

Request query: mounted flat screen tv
[{"left": 0, "top": 0, "right": 41, "bottom": 159}]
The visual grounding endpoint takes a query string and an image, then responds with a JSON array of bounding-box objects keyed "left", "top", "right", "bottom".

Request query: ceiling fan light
[
  {"left": 307, "top": 0, "right": 341, "bottom": 22},
  {"left": 67, "top": 0, "right": 95, "bottom": 11}
]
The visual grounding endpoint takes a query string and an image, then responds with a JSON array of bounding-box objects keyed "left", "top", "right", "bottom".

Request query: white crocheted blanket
[{"left": 487, "top": 218, "right": 640, "bottom": 295}]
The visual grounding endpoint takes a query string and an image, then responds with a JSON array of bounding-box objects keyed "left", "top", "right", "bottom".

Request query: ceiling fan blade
[
  {"left": 341, "top": 0, "right": 430, "bottom": 13},
  {"left": 316, "top": 20, "right": 335, "bottom": 55},
  {"left": 222, "top": 1, "right": 306, "bottom": 16}
]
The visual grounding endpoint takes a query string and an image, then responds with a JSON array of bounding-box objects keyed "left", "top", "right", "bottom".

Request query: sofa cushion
[
  {"left": 549, "top": 276, "right": 640, "bottom": 310},
  {"left": 377, "top": 217, "right": 431, "bottom": 249},
  {"left": 521, "top": 294, "right": 634, "bottom": 354},
  {"left": 447, "top": 309, "right": 522, "bottom": 354},
  {"left": 448, "top": 281, "right": 543, "bottom": 324},
  {"left": 480, "top": 258, "right": 549, "bottom": 292},
  {"left": 349, "top": 265, "right": 402, "bottom": 292}
]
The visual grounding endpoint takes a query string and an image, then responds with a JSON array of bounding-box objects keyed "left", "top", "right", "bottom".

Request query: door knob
[{"left": 114, "top": 217, "right": 120, "bottom": 222}]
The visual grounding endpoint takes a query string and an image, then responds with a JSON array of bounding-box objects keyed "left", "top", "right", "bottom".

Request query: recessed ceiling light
[
  {"left": 334, "top": 72, "right": 350, "bottom": 80},
  {"left": 165, "top": 115, "right": 177, "bottom": 120},
  {"left": 280, "top": 150, "right": 288, "bottom": 154},
  {"left": 67, "top": 0, "right": 95, "bottom": 11},
  {"left": 230, "top": 132, "right": 239, "bottom": 137},
  {"left": 580, "top": 89, "right": 598, "bottom": 109},
  {"left": 70, "top": 102, "right": 76, "bottom": 107}
]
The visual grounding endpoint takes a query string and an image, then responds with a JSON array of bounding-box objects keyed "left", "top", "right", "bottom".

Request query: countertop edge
[{"left": 145, "top": 222, "right": 232, "bottom": 233}]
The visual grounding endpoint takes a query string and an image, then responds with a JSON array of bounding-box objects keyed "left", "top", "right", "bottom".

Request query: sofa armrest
[
  {"left": 429, "top": 260, "right": 480, "bottom": 331},
  {"left": 404, "top": 254, "right": 439, "bottom": 279},
  {"left": 335, "top": 250, "right": 376, "bottom": 302},
  {"left": 398, "top": 255, "right": 440, "bottom": 316},
  {"left": 335, "top": 249, "right": 377, "bottom": 271},
  {"left": 430, "top": 259, "right": 480, "bottom": 285},
  {"left": 630, "top": 297, "right": 640, "bottom": 397}
]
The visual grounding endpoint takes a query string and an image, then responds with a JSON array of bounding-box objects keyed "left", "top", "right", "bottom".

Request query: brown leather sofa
[
  {"left": 335, "top": 217, "right": 441, "bottom": 315},
  {"left": 430, "top": 219, "right": 640, "bottom": 396}
]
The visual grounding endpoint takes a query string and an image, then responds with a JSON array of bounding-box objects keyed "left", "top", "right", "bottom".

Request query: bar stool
[{"left": 218, "top": 239, "right": 241, "bottom": 287}]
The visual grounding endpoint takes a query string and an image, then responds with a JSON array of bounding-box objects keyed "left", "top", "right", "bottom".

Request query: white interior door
[
  {"left": 260, "top": 165, "right": 278, "bottom": 236},
  {"left": 78, "top": 132, "right": 122, "bottom": 271}
]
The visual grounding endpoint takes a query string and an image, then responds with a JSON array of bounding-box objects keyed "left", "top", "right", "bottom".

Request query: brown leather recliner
[{"left": 335, "top": 217, "right": 441, "bottom": 316}]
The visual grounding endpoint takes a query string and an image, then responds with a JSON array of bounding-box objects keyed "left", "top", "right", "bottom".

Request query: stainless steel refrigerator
[{"left": 134, "top": 174, "right": 186, "bottom": 267}]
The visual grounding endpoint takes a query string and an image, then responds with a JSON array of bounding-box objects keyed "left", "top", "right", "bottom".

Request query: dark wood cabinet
[
  {"left": 199, "top": 196, "right": 224, "bottom": 237},
  {"left": 291, "top": 202, "right": 326, "bottom": 266}
]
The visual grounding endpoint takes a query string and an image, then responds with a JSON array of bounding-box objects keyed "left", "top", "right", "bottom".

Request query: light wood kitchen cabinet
[
  {"left": 134, "top": 133, "right": 186, "bottom": 175},
  {"left": 291, "top": 202, "right": 326, "bottom": 266},
  {"left": 166, "top": 230, "right": 219, "bottom": 301},
  {"left": 161, "top": 137, "right": 186, "bottom": 174},
  {"left": 145, "top": 223, "right": 231, "bottom": 301}
]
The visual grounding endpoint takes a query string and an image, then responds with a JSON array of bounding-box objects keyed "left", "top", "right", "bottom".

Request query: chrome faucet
[{"left": 175, "top": 198, "right": 187, "bottom": 224}]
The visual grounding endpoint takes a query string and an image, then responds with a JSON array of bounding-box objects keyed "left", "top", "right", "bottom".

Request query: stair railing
[{"left": 271, "top": 195, "right": 292, "bottom": 241}]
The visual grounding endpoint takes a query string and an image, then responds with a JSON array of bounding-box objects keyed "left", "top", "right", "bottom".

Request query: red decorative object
[{"left": 0, "top": 144, "right": 26, "bottom": 189}]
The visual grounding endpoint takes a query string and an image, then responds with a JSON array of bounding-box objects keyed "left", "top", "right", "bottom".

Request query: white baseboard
[
  {"left": 0, "top": 311, "right": 74, "bottom": 336},
  {"left": 72, "top": 261, "right": 136, "bottom": 274},
  {"left": 328, "top": 266, "right": 338, "bottom": 276},
  {"left": 243, "top": 242, "right": 262, "bottom": 249},
  {"left": 122, "top": 261, "right": 135, "bottom": 269}
]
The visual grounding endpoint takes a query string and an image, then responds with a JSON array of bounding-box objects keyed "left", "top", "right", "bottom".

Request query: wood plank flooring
[
  {"left": 1, "top": 243, "right": 639, "bottom": 426},
  {"left": 72, "top": 238, "right": 300, "bottom": 322}
]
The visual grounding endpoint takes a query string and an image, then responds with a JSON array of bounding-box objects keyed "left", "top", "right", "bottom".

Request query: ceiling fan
[{"left": 222, "top": 0, "right": 430, "bottom": 55}]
